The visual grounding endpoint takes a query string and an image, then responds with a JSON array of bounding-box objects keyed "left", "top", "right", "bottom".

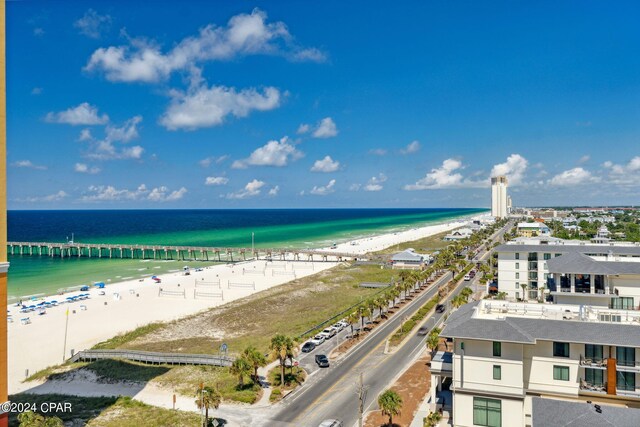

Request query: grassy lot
[
  {"left": 9, "top": 393, "right": 118, "bottom": 426},
  {"left": 371, "top": 229, "right": 454, "bottom": 256},
  {"left": 103, "top": 263, "right": 397, "bottom": 356},
  {"left": 85, "top": 397, "right": 202, "bottom": 427}
]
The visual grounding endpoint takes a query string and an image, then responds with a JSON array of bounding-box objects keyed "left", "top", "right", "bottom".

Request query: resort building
[
  {"left": 495, "top": 238, "right": 640, "bottom": 306},
  {"left": 516, "top": 222, "right": 551, "bottom": 238},
  {"left": 491, "top": 176, "right": 508, "bottom": 219},
  {"left": 435, "top": 300, "right": 640, "bottom": 427},
  {"left": 443, "top": 228, "right": 474, "bottom": 242},
  {"left": 390, "top": 249, "right": 429, "bottom": 270}
]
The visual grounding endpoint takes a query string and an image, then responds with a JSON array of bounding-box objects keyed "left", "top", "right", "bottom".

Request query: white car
[
  {"left": 464, "top": 274, "right": 471, "bottom": 281},
  {"left": 332, "top": 322, "right": 344, "bottom": 331},
  {"left": 310, "top": 334, "right": 325, "bottom": 346},
  {"left": 339, "top": 320, "right": 349, "bottom": 328},
  {"left": 321, "top": 328, "right": 336, "bottom": 338}
]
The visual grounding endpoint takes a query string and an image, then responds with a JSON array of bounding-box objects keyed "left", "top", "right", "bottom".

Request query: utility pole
[{"left": 355, "top": 371, "right": 368, "bottom": 427}]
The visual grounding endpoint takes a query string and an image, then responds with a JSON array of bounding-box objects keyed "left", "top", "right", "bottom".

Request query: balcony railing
[
  {"left": 579, "top": 379, "right": 606, "bottom": 393},
  {"left": 617, "top": 360, "right": 640, "bottom": 372},
  {"left": 617, "top": 386, "right": 640, "bottom": 397},
  {"left": 580, "top": 355, "right": 607, "bottom": 368}
]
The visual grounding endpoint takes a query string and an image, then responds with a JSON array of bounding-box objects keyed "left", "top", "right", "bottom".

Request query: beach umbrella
[{"left": 28, "top": 305, "right": 36, "bottom": 309}]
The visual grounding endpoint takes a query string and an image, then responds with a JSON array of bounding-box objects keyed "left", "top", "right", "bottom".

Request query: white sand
[{"left": 9, "top": 213, "right": 486, "bottom": 394}]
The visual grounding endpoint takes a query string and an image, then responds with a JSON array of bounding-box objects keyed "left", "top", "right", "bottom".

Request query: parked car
[
  {"left": 319, "top": 420, "right": 343, "bottom": 427},
  {"left": 310, "top": 334, "right": 325, "bottom": 346},
  {"left": 463, "top": 274, "right": 471, "bottom": 281},
  {"left": 418, "top": 326, "right": 430, "bottom": 335},
  {"left": 436, "top": 304, "right": 446, "bottom": 313},
  {"left": 301, "top": 342, "right": 316, "bottom": 353},
  {"left": 315, "top": 354, "right": 330, "bottom": 368},
  {"left": 321, "top": 328, "right": 337, "bottom": 338},
  {"left": 338, "top": 320, "right": 349, "bottom": 328},
  {"left": 333, "top": 322, "right": 344, "bottom": 331}
]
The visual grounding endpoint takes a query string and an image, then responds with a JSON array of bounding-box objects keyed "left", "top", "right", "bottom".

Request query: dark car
[
  {"left": 315, "top": 354, "right": 330, "bottom": 368},
  {"left": 436, "top": 304, "right": 446, "bottom": 313},
  {"left": 418, "top": 326, "right": 430, "bottom": 335},
  {"left": 301, "top": 342, "right": 316, "bottom": 353}
]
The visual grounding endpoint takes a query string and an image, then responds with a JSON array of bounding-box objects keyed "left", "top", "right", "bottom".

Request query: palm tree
[
  {"left": 347, "top": 311, "right": 360, "bottom": 336},
  {"left": 270, "top": 334, "right": 295, "bottom": 387},
  {"left": 538, "top": 285, "right": 546, "bottom": 302},
  {"left": 359, "top": 304, "right": 372, "bottom": 329},
  {"left": 374, "top": 296, "right": 387, "bottom": 319},
  {"left": 426, "top": 331, "right": 440, "bottom": 355},
  {"left": 451, "top": 294, "right": 466, "bottom": 308},
  {"left": 520, "top": 283, "right": 528, "bottom": 301},
  {"left": 378, "top": 389, "right": 403, "bottom": 427},
  {"left": 195, "top": 386, "right": 222, "bottom": 427},
  {"left": 424, "top": 411, "right": 442, "bottom": 427},
  {"left": 243, "top": 345, "right": 267, "bottom": 383},
  {"left": 230, "top": 356, "right": 252, "bottom": 387}
]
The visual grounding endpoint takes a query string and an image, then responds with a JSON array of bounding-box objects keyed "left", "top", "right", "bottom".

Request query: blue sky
[{"left": 6, "top": 1, "right": 640, "bottom": 209}]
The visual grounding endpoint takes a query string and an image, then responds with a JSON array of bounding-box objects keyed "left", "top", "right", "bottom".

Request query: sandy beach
[{"left": 8, "top": 213, "right": 485, "bottom": 394}]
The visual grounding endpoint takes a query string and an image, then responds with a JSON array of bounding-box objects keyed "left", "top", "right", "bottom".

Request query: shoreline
[{"left": 8, "top": 213, "right": 487, "bottom": 394}]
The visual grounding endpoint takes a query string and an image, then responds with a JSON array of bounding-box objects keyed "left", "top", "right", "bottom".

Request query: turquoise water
[{"left": 7, "top": 208, "right": 485, "bottom": 301}]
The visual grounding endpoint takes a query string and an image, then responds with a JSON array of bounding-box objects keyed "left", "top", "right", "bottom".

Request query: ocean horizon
[{"left": 6, "top": 208, "right": 486, "bottom": 301}]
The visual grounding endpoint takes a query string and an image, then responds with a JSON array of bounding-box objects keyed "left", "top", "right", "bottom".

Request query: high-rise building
[{"left": 491, "top": 176, "right": 508, "bottom": 218}]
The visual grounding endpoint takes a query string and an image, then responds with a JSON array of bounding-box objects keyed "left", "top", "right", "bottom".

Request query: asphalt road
[{"left": 263, "top": 221, "right": 512, "bottom": 427}]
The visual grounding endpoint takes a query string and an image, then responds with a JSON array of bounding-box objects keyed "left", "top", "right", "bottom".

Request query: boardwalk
[
  {"left": 69, "top": 349, "right": 234, "bottom": 367},
  {"left": 7, "top": 241, "right": 358, "bottom": 262}
]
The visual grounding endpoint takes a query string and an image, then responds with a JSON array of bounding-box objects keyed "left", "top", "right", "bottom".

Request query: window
[
  {"left": 617, "top": 347, "right": 636, "bottom": 367},
  {"left": 515, "top": 272, "right": 520, "bottom": 279},
  {"left": 585, "top": 368, "right": 603, "bottom": 386},
  {"left": 515, "top": 262, "right": 520, "bottom": 269},
  {"left": 493, "top": 341, "right": 501, "bottom": 357},
  {"left": 611, "top": 297, "right": 634, "bottom": 310},
  {"left": 515, "top": 253, "right": 520, "bottom": 260},
  {"left": 618, "top": 371, "right": 636, "bottom": 391},
  {"left": 553, "top": 342, "right": 570, "bottom": 358},
  {"left": 585, "top": 344, "right": 603, "bottom": 363},
  {"left": 544, "top": 253, "right": 551, "bottom": 260},
  {"left": 473, "top": 397, "right": 501, "bottom": 427},
  {"left": 553, "top": 365, "right": 570, "bottom": 381},
  {"left": 515, "top": 291, "right": 520, "bottom": 300},
  {"left": 493, "top": 365, "right": 501, "bottom": 380}
]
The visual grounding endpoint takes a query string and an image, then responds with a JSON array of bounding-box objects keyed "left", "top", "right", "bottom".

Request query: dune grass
[{"left": 371, "top": 229, "right": 454, "bottom": 256}]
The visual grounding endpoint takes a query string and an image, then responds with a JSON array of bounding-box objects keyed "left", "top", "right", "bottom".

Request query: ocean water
[{"left": 6, "top": 208, "right": 485, "bottom": 301}]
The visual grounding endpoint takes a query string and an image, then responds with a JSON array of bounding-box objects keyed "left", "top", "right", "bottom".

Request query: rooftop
[
  {"left": 496, "top": 239, "right": 640, "bottom": 256},
  {"left": 441, "top": 300, "right": 640, "bottom": 347},
  {"left": 546, "top": 252, "right": 640, "bottom": 275},
  {"left": 532, "top": 397, "right": 640, "bottom": 427}
]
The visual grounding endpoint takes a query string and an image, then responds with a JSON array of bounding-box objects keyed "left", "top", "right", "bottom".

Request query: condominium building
[
  {"left": 436, "top": 300, "right": 640, "bottom": 427},
  {"left": 516, "top": 222, "right": 551, "bottom": 238},
  {"left": 491, "top": 176, "right": 508, "bottom": 219},
  {"left": 495, "top": 238, "right": 640, "bottom": 307}
]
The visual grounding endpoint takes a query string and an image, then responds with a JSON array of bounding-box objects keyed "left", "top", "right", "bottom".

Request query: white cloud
[
  {"left": 160, "top": 83, "right": 282, "bottom": 131},
  {"left": 199, "top": 155, "right": 229, "bottom": 167},
  {"left": 579, "top": 155, "right": 590, "bottom": 164},
  {"left": 31, "top": 87, "right": 43, "bottom": 95},
  {"left": 404, "top": 159, "right": 465, "bottom": 190},
  {"left": 105, "top": 115, "right": 142, "bottom": 143},
  {"left": 400, "top": 140, "right": 420, "bottom": 154},
  {"left": 45, "top": 102, "right": 109, "bottom": 126},
  {"left": 84, "top": 9, "right": 326, "bottom": 83},
  {"left": 74, "top": 163, "right": 100, "bottom": 174},
  {"left": 12, "top": 160, "right": 47, "bottom": 170},
  {"left": 490, "top": 154, "right": 528, "bottom": 186},
  {"left": 312, "top": 117, "right": 338, "bottom": 138},
  {"left": 549, "top": 167, "right": 596, "bottom": 186},
  {"left": 232, "top": 137, "right": 303, "bottom": 168},
  {"left": 349, "top": 183, "right": 361, "bottom": 191},
  {"left": 364, "top": 173, "right": 388, "bottom": 192},
  {"left": 225, "top": 179, "right": 266, "bottom": 199},
  {"left": 268, "top": 185, "right": 279, "bottom": 196},
  {"left": 33, "top": 28, "right": 44, "bottom": 37},
  {"left": 74, "top": 9, "right": 112, "bottom": 39},
  {"left": 310, "top": 155, "right": 340, "bottom": 173},
  {"left": 369, "top": 148, "right": 387, "bottom": 156},
  {"left": 297, "top": 123, "right": 310, "bottom": 134},
  {"left": 84, "top": 116, "right": 144, "bottom": 160},
  {"left": 82, "top": 184, "right": 186, "bottom": 202},
  {"left": 603, "top": 156, "right": 640, "bottom": 185},
  {"left": 20, "top": 190, "right": 68, "bottom": 203},
  {"left": 309, "top": 179, "right": 336, "bottom": 196},
  {"left": 78, "top": 128, "right": 93, "bottom": 141},
  {"left": 205, "top": 176, "right": 229, "bottom": 186}
]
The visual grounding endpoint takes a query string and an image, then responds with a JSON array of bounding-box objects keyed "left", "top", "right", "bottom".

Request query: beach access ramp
[{"left": 69, "top": 349, "right": 234, "bottom": 367}]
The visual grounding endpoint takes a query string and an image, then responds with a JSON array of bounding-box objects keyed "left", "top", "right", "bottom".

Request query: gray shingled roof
[
  {"left": 441, "top": 301, "right": 640, "bottom": 347},
  {"left": 532, "top": 397, "right": 640, "bottom": 427},
  {"left": 496, "top": 243, "right": 640, "bottom": 256},
  {"left": 391, "top": 250, "right": 423, "bottom": 262},
  {"left": 546, "top": 252, "right": 640, "bottom": 275}
]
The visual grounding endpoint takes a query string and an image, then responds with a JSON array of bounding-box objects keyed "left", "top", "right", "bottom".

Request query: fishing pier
[{"left": 7, "top": 241, "right": 358, "bottom": 262}]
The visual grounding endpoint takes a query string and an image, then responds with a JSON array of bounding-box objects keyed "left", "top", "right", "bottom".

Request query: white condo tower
[{"left": 491, "top": 175, "right": 508, "bottom": 218}]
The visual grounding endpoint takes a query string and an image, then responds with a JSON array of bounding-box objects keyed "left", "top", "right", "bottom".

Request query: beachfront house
[
  {"left": 443, "top": 228, "right": 474, "bottom": 242},
  {"left": 516, "top": 222, "right": 551, "bottom": 238},
  {"left": 391, "top": 249, "right": 428, "bottom": 270}
]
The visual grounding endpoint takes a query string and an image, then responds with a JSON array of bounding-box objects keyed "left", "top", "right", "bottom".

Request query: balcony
[
  {"left": 429, "top": 351, "right": 452, "bottom": 375},
  {"left": 579, "top": 355, "right": 607, "bottom": 369},
  {"left": 579, "top": 380, "right": 606, "bottom": 393},
  {"left": 617, "top": 360, "right": 640, "bottom": 373},
  {"left": 617, "top": 386, "right": 640, "bottom": 397}
]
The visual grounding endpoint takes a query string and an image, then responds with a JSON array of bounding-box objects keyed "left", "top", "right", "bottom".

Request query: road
[{"left": 261, "top": 221, "right": 512, "bottom": 427}]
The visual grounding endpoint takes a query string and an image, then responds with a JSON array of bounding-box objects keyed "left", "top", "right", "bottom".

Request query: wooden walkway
[
  {"left": 7, "top": 241, "right": 358, "bottom": 262},
  {"left": 69, "top": 349, "right": 234, "bottom": 367}
]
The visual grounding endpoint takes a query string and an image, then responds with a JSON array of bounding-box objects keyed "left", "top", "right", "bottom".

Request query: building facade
[
  {"left": 438, "top": 300, "right": 640, "bottom": 427},
  {"left": 491, "top": 176, "right": 508, "bottom": 219}
]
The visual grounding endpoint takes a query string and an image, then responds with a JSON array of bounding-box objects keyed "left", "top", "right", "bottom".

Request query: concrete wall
[{"left": 453, "top": 393, "right": 523, "bottom": 427}]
